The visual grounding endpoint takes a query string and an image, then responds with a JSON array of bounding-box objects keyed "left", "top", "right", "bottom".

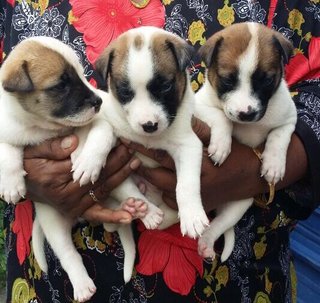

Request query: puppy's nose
[
  {"left": 142, "top": 121, "right": 158, "bottom": 133},
  {"left": 87, "top": 96, "right": 102, "bottom": 112},
  {"left": 238, "top": 106, "right": 258, "bottom": 121}
]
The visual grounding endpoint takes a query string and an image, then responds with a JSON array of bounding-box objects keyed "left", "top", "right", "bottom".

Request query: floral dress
[{"left": 0, "top": 0, "right": 320, "bottom": 302}]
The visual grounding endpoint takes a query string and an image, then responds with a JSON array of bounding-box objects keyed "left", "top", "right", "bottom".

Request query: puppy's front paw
[
  {"left": 141, "top": 204, "right": 164, "bottom": 229},
  {"left": 0, "top": 172, "right": 26, "bottom": 204},
  {"left": 261, "top": 152, "right": 286, "bottom": 184},
  {"left": 179, "top": 208, "right": 209, "bottom": 239},
  {"left": 72, "top": 152, "right": 106, "bottom": 186},
  {"left": 208, "top": 137, "right": 231, "bottom": 166}
]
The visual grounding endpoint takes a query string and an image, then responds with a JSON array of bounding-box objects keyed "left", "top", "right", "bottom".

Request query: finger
[
  {"left": 82, "top": 203, "right": 133, "bottom": 223},
  {"left": 101, "top": 144, "right": 135, "bottom": 178},
  {"left": 162, "top": 193, "right": 178, "bottom": 210},
  {"left": 24, "top": 158, "right": 74, "bottom": 177},
  {"left": 192, "top": 117, "right": 211, "bottom": 146},
  {"left": 24, "top": 135, "right": 79, "bottom": 160},
  {"left": 136, "top": 166, "right": 176, "bottom": 192},
  {"left": 91, "top": 157, "right": 142, "bottom": 200},
  {"left": 120, "top": 138, "right": 175, "bottom": 169}
]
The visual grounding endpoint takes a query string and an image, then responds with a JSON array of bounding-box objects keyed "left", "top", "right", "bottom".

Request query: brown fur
[
  {"left": 2, "top": 40, "right": 67, "bottom": 92},
  {"left": 96, "top": 30, "right": 190, "bottom": 106},
  {"left": 199, "top": 23, "right": 293, "bottom": 89}
]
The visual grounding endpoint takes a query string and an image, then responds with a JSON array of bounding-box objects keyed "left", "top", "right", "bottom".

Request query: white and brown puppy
[
  {"left": 195, "top": 22, "right": 297, "bottom": 261},
  {"left": 95, "top": 26, "right": 209, "bottom": 280},
  {"left": 0, "top": 37, "right": 114, "bottom": 302}
]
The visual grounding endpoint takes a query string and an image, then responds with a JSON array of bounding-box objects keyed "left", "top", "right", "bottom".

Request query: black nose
[
  {"left": 87, "top": 95, "right": 102, "bottom": 112},
  {"left": 238, "top": 107, "right": 258, "bottom": 121},
  {"left": 142, "top": 121, "right": 158, "bottom": 133}
]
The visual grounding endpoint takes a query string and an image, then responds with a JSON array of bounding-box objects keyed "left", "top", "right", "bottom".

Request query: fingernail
[
  {"left": 128, "top": 149, "right": 134, "bottom": 154},
  {"left": 130, "top": 158, "right": 141, "bottom": 170},
  {"left": 120, "top": 218, "right": 132, "bottom": 224},
  {"left": 61, "top": 136, "right": 73, "bottom": 149}
]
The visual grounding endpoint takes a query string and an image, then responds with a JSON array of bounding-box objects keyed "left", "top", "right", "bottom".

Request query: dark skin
[
  {"left": 23, "top": 118, "right": 308, "bottom": 218},
  {"left": 24, "top": 135, "right": 142, "bottom": 223},
  {"left": 121, "top": 118, "right": 308, "bottom": 212}
]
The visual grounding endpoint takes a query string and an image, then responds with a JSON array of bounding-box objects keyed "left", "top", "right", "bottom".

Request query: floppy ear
[
  {"left": 165, "top": 37, "right": 194, "bottom": 71},
  {"left": 95, "top": 46, "right": 115, "bottom": 92},
  {"left": 272, "top": 32, "right": 294, "bottom": 65},
  {"left": 2, "top": 61, "right": 34, "bottom": 93},
  {"left": 198, "top": 35, "right": 223, "bottom": 68}
]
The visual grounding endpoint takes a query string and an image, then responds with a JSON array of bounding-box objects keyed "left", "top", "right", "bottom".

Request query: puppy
[
  {"left": 0, "top": 36, "right": 115, "bottom": 302},
  {"left": 195, "top": 22, "right": 297, "bottom": 261},
  {"left": 95, "top": 26, "right": 209, "bottom": 281}
]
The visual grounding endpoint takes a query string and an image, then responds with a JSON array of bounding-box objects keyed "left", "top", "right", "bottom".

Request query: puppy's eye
[
  {"left": 116, "top": 82, "right": 134, "bottom": 104},
  {"left": 220, "top": 75, "right": 236, "bottom": 89},
  {"left": 160, "top": 81, "right": 173, "bottom": 94},
  {"left": 264, "top": 75, "right": 275, "bottom": 86},
  {"left": 53, "top": 81, "right": 67, "bottom": 90}
]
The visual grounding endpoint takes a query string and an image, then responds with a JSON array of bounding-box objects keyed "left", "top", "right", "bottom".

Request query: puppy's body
[
  {"left": 95, "top": 26, "right": 209, "bottom": 282},
  {"left": 195, "top": 22, "right": 297, "bottom": 261},
  {"left": 0, "top": 37, "right": 114, "bottom": 302}
]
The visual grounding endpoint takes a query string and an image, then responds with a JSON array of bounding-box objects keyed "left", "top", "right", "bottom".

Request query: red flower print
[
  {"left": 12, "top": 200, "right": 33, "bottom": 265},
  {"left": 69, "top": 0, "right": 165, "bottom": 64},
  {"left": 136, "top": 222, "right": 203, "bottom": 295},
  {"left": 286, "top": 37, "right": 320, "bottom": 87},
  {"left": 6, "top": 0, "right": 15, "bottom": 7}
]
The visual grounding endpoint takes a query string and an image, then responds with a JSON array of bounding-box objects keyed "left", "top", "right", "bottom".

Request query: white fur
[
  {"left": 195, "top": 23, "right": 297, "bottom": 261},
  {"left": 0, "top": 37, "right": 114, "bottom": 302},
  {"left": 96, "top": 26, "right": 209, "bottom": 282}
]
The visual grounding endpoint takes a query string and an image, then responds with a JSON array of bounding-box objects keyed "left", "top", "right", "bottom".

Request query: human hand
[
  {"left": 24, "top": 135, "right": 141, "bottom": 223},
  {"left": 121, "top": 118, "right": 265, "bottom": 212}
]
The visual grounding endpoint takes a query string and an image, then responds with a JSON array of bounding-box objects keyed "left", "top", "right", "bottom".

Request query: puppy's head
[
  {"left": 96, "top": 26, "right": 193, "bottom": 136},
  {"left": 0, "top": 37, "right": 102, "bottom": 127},
  {"left": 199, "top": 22, "right": 293, "bottom": 123}
]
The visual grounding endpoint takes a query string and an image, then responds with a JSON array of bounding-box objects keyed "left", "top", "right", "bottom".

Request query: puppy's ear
[
  {"left": 2, "top": 61, "right": 34, "bottom": 93},
  {"left": 165, "top": 38, "right": 194, "bottom": 71},
  {"left": 272, "top": 32, "right": 294, "bottom": 65},
  {"left": 198, "top": 35, "right": 223, "bottom": 68},
  {"left": 95, "top": 47, "right": 114, "bottom": 92}
]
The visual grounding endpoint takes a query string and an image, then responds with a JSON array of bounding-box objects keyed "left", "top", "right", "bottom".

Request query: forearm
[{"left": 201, "top": 133, "right": 308, "bottom": 212}]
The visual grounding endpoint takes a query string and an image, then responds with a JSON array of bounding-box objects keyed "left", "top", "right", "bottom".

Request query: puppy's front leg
[
  {"left": 261, "top": 122, "right": 296, "bottom": 184},
  {"left": 0, "top": 143, "right": 26, "bottom": 204},
  {"left": 169, "top": 134, "right": 209, "bottom": 238},
  {"left": 72, "top": 118, "right": 116, "bottom": 186},
  {"left": 195, "top": 105, "right": 233, "bottom": 165}
]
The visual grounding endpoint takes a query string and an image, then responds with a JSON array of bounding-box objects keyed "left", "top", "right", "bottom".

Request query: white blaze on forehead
[
  {"left": 127, "top": 33, "right": 154, "bottom": 88},
  {"left": 238, "top": 22, "right": 259, "bottom": 84},
  {"left": 223, "top": 23, "right": 261, "bottom": 119}
]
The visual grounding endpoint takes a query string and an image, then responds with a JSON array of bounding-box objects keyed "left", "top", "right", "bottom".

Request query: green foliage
[{"left": 0, "top": 201, "right": 6, "bottom": 288}]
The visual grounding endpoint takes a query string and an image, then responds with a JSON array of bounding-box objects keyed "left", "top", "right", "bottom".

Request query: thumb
[
  {"left": 192, "top": 117, "right": 211, "bottom": 146},
  {"left": 24, "top": 135, "right": 79, "bottom": 160}
]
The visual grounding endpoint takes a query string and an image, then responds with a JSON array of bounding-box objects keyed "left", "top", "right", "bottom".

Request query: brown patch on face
[
  {"left": 2, "top": 40, "right": 68, "bottom": 92},
  {"left": 256, "top": 24, "right": 293, "bottom": 85},
  {"left": 1, "top": 40, "right": 98, "bottom": 124},
  {"left": 151, "top": 32, "right": 190, "bottom": 104},
  {"left": 200, "top": 23, "right": 252, "bottom": 88},
  {"left": 256, "top": 26, "right": 281, "bottom": 87}
]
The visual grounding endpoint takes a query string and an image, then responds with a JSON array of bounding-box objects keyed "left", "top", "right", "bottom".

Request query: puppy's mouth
[
  {"left": 56, "top": 107, "right": 98, "bottom": 127},
  {"left": 224, "top": 107, "right": 263, "bottom": 123}
]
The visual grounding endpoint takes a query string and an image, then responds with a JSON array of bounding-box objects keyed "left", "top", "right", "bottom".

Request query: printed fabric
[{"left": 0, "top": 0, "right": 319, "bottom": 302}]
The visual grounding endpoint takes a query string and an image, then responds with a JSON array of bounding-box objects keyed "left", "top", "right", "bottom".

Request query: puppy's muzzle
[
  {"left": 142, "top": 121, "right": 158, "bottom": 133},
  {"left": 86, "top": 95, "right": 102, "bottom": 112},
  {"left": 238, "top": 106, "right": 259, "bottom": 122}
]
